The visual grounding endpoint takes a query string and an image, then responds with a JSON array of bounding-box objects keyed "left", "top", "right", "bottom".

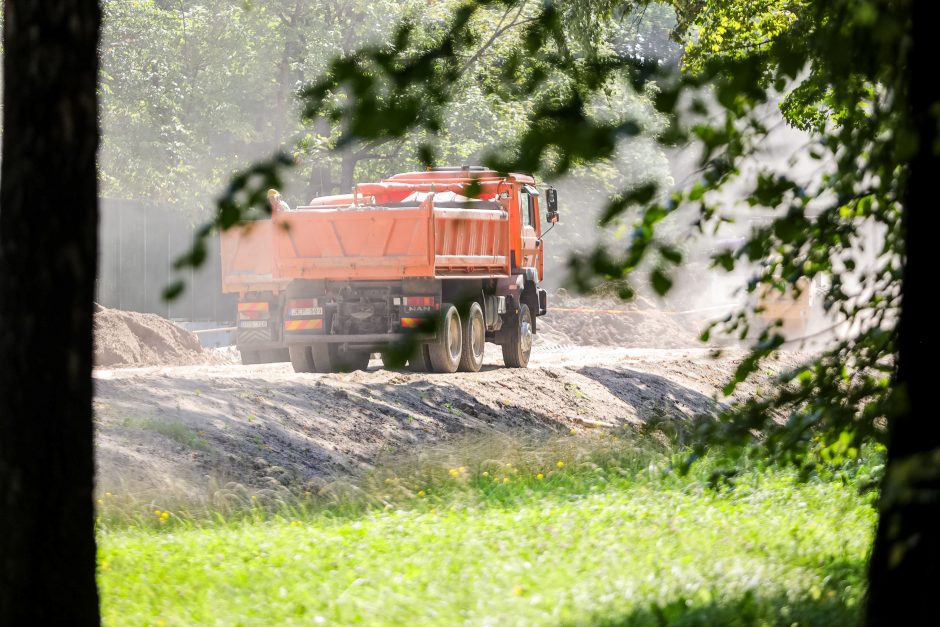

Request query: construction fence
[{"left": 96, "top": 198, "right": 236, "bottom": 322}]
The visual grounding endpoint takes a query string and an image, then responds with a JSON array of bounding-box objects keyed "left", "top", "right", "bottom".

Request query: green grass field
[{"left": 97, "top": 435, "right": 880, "bottom": 626}]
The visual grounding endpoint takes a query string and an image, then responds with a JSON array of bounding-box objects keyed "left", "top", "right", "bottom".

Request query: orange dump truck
[
  {"left": 224, "top": 166, "right": 558, "bottom": 373},
  {"left": 219, "top": 216, "right": 291, "bottom": 364}
]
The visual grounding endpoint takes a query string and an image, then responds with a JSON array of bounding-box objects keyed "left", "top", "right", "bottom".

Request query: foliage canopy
[{"left": 186, "top": 0, "right": 908, "bottom": 475}]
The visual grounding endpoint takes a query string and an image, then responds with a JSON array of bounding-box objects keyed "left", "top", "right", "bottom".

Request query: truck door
[{"left": 519, "top": 186, "right": 540, "bottom": 273}]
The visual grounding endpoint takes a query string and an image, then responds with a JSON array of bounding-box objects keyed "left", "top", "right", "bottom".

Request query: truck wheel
[
  {"left": 239, "top": 350, "right": 260, "bottom": 365},
  {"left": 428, "top": 304, "right": 462, "bottom": 374},
  {"left": 312, "top": 345, "right": 370, "bottom": 373},
  {"left": 458, "top": 302, "right": 485, "bottom": 373},
  {"left": 310, "top": 345, "right": 334, "bottom": 373},
  {"left": 501, "top": 303, "right": 533, "bottom": 368},
  {"left": 380, "top": 350, "right": 407, "bottom": 370},
  {"left": 289, "top": 346, "right": 316, "bottom": 373},
  {"left": 335, "top": 350, "right": 371, "bottom": 372},
  {"left": 406, "top": 344, "right": 432, "bottom": 372}
]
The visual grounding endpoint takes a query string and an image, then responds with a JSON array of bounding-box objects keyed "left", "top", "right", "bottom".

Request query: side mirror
[{"left": 545, "top": 187, "right": 559, "bottom": 223}]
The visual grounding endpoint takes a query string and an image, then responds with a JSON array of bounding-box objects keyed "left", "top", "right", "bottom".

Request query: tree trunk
[
  {"left": 307, "top": 118, "right": 333, "bottom": 198},
  {"left": 340, "top": 150, "right": 359, "bottom": 193},
  {"left": 865, "top": 4, "right": 940, "bottom": 625},
  {"left": 0, "top": 1, "right": 102, "bottom": 624}
]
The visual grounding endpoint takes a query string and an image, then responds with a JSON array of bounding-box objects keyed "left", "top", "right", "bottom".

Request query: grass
[
  {"left": 97, "top": 432, "right": 880, "bottom": 626},
  {"left": 122, "top": 416, "right": 207, "bottom": 450}
]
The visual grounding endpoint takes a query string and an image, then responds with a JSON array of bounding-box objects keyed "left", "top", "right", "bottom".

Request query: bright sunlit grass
[{"left": 97, "top": 434, "right": 879, "bottom": 626}]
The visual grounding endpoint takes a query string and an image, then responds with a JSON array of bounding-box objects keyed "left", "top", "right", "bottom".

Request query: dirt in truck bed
[{"left": 93, "top": 342, "right": 807, "bottom": 497}]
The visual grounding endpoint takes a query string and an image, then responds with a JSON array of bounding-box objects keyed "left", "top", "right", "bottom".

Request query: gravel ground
[{"left": 93, "top": 340, "right": 807, "bottom": 496}]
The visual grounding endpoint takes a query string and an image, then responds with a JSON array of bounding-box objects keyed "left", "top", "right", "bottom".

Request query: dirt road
[{"left": 93, "top": 342, "right": 806, "bottom": 495}]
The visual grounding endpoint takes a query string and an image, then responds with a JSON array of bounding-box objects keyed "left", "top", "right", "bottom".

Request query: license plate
[
  {"left": 290, "top": 307, "right": 323, "bottom": 316},
  {"left": 239, "top": 320, "right": 268, "bottom": 328}
]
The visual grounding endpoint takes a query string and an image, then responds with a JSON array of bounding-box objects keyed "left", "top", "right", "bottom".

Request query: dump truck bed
[
  {"left": 274, "top": 193, "right": 511, "bottom": 281},
  {"left": 220, "top": 220, "right": 288, "bottom": 295}
]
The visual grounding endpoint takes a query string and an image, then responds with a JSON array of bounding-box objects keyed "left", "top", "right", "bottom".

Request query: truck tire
[
  {"left": 501, "top": 303, "right": 533, "bottom": 368},
  {"left": 380, "top": 351, "right": 405, "bottom": 370},
  {"left": 428, "top": 304, "right": 462, "bottom": 374},
  {"left": 289, "top": 346, "right": 316, "bottom": 373},
  {"left": 458, "top": 302, "right": 485, "bottom": 373},
  {"left": 312, "top": 344, "right": 371, "bottom": 373},
  {"left": 239, "top": 349, "right": 260, "bottom": 365},
  {"left": 337, "top": 350, "right": 371, "bottom": 372},
  {"left": 310, "top": 345, "right": 334, "bottom": 373},
  {"left": 407, "top": 344, "right": 432, "bottom": 372}
]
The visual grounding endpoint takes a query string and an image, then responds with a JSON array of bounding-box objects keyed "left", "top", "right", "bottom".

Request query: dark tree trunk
[
  {"left": 866, "top": 4, "right": 940, "bottom": 625},
  {"left": 0, "top": 1, "right": 102, "bottom": 624}
]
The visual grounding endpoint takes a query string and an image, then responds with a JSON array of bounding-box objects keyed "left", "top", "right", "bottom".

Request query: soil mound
[{"left": 94, "top": 304, "right": 207, "bottom": 367}]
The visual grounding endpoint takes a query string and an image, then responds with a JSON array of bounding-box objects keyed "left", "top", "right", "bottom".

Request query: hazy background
[{"left": 3, "top": 0, "right": 840, "bottom": 337}]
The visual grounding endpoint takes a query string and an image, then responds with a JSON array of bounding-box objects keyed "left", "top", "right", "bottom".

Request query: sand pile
[
  {"left": 539, "top": 292, "right": 704, "bottom": 348},
  {"left": 94, "top": 304, "right": 207, "bottom": 367}
]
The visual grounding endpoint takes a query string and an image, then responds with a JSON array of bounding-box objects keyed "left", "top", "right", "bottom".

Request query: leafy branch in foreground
[
  {"left": 164, "top": 0, "right": 932, "bottom": 620},
  {"left": 284, "top": 0, "right": 904, "bottom": 470},
  {"left": 179, "top": 0, "right": 906, "bottom": 468}
]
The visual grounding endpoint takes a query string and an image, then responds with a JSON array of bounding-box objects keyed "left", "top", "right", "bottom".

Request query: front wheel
[
  {"left": 428, "top": 304, "right": 462, "bottom": 373},
  {"left": 501, "top": 303, "right": 533, "bottom": 368}
]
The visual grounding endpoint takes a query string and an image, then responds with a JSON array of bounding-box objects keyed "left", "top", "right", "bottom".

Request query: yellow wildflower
[
  {"left": 536, "top": 473, "right": 544, "bottom": 480},
  {"left": 556, "top": 461, "right": 565, "bottom": 469},
  {"left": 417, "top": 490, "right": 426, "bottom": 497},
  {"left": 503, "top": 477, "right": 510, "bottom": 484}
]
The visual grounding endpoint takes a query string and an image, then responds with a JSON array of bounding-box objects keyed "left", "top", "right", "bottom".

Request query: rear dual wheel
[
  {"left": 428, "top": 304, "right": 462, "bottom": 373},
  {"left": 290, "top": 345, "right": 370, "bottom": 373},
  {"left": 289, "top": 346, "right": 317, "bottom": 373},
  {"left": 245, "top": 348, "right": 291, "bottom": 365},
  {"left": 405, "top": 344, "right": 432, "bottom": 372},
  {"left": 313, "top": 345, "right": 370, "bottom": 373},
  {"left": 458, "top": 302, "right": 485, "bottom": 373}
]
